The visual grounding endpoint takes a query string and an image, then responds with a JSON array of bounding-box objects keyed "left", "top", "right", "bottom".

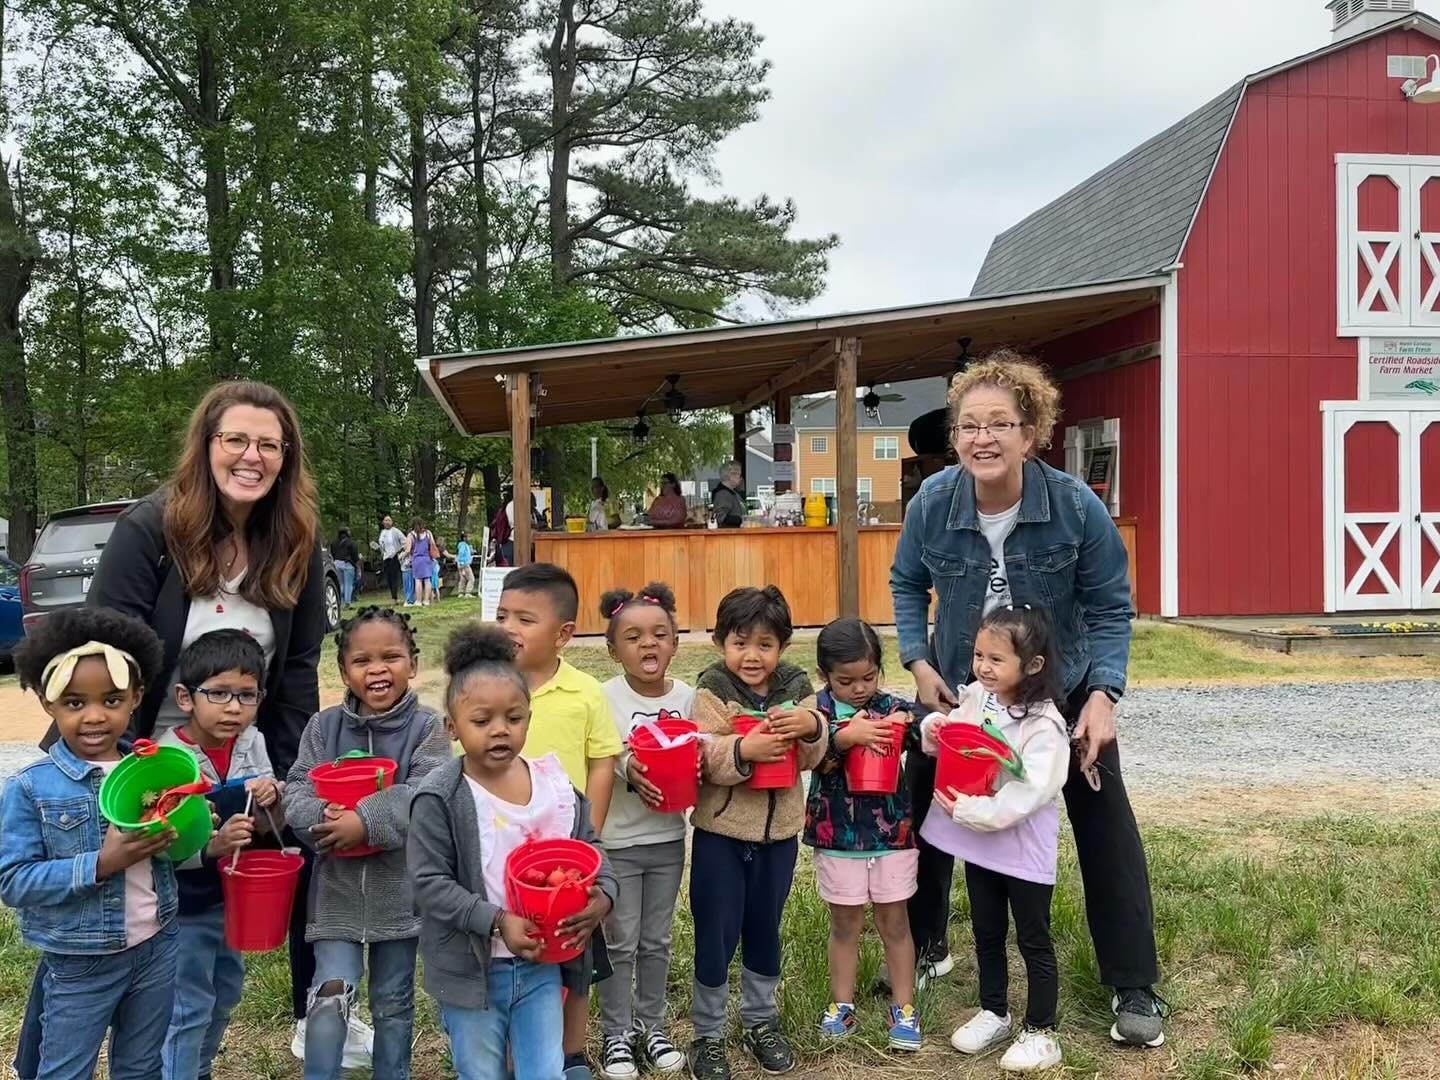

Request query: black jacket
[
  {"left": 331, "top": 535, "right": 359, "bottom": 566},
  {"left": 85, "top": 492, "right": 325, "bottom": 777}
]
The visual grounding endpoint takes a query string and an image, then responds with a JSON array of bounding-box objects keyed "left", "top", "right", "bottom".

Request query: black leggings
[
  {"left": 907, "top": 677, "right": 1159, "bottom": 988},
  {"left": 965, "top": 863, "right": 1057, "bottom": 1029},
  {"left": 382, "top": 556, "right": 402, "bottom": 602}
]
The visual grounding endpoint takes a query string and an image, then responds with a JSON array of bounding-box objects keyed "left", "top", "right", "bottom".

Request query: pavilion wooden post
[
  {"left": 507, "top": 373, "right": 532, "bottom": 566},
  {"left": 835, "top": 336, "right": 861, "bottom": 617},
  {"left": 733, "top": 411, "right": 749, "bottom": 485},
  {"left": 772, "top": 394, "right": 792, "bottom": 495}
]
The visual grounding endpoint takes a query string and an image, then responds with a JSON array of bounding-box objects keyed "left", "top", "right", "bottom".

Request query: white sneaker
[
  {"left": 879, "top": 951, "right": 954, "bottom": 993},
  {"left": 999, "top": 1028, "right": 1063, "bottom": 1072},
  {"left": 290, "top": 1017, "right": 374, "bottom": 1068},
  {"left": 950, "top": 1009, "right": 1013, "bottom": 1054},
  {"left": 929, "top": 952, "right": 955, "bottom": 979}
]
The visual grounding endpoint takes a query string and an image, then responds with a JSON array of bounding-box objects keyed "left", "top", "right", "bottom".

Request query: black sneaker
[
  {"left": 741, "top": 1020, "right": 795, "bottom": 1074},
  {"left": 687, "top": 1037, "right": 730, "bottom": 1080},
  {"left": 1111, "top": 987, "right": 1168, "bottom": 1048}
]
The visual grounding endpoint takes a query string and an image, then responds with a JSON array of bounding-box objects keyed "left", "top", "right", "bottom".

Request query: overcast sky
[{"left": 700, "top": 0, "right": 1440, "bottom": 316}]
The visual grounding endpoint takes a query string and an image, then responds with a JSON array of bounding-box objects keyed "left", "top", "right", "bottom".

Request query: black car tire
[{"left": 324, "top": 574, "right": 342, "bottom": 632}]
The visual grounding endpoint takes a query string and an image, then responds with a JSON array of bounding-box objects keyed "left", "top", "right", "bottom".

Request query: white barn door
[{"left": 1325, "top": 406, "right": 1440, "bottom": 610}]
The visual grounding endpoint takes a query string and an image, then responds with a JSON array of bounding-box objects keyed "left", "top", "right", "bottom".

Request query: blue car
[{"left": 0, "top": 556, "right": 23, "bottom": 659}]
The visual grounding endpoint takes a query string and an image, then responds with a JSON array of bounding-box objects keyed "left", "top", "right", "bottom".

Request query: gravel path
[{"left": 1, "top": 680, "right": 1436, "bottom": 788}]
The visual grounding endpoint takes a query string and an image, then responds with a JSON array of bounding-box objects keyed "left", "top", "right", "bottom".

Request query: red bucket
[
  {"left": 934, "top": 724, "right": 1013, "bottom": 797},
  {"left": 628, "top": 716, "right": 700, "bottom": 813},
  {"left": 841, "top": 717, "right": 907, "bottom": 794},
  {"left": 504, "top": 837, "right": 602, "bottom": 963},
  {"left": 309, "top": 756, "right": 397, "bottom": 858},
  {"left": 219, "top": 849, "right": 304, "bottom": 951},
  {"left": 731, "top": 714, "right": 798, "bottom": 790}
]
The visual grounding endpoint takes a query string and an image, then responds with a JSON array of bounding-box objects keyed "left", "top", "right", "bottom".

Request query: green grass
[{"left": 5, "top": 811, "right": 1440, "bottom": 1077}]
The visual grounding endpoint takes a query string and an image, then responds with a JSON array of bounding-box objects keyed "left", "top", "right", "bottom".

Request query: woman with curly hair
[{"left": 889, "top": 350, "right": 1165, "bottom": 1050}]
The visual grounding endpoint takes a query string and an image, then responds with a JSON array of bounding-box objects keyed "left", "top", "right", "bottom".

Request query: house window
[
  {"left": 858, "top": 477, "right": 873, "bottom": 502},
  {"left": 1064, "top": 418, "right": 1120, "bottom": 516},
  {"left": 810, "top": 436, "right": 828, "bottom": 454},
  {"left": 1337, "top": 155, "right": 1440, "bottom": 333},
  {"left": 811, "top": 477, "right": 836, "bottom": 495},
  {"left": 873, "top": 435, "right": 899, "bottom": 460}
]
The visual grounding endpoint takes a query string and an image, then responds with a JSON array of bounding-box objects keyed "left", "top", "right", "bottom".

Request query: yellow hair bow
[{"left": 40, "top": 642, "right": 138, "bottom": 703}]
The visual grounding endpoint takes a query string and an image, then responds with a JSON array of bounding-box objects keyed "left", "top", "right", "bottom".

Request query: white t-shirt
[
  {"left": 601, "top": 676, "right": 695, "bottom": 850},
  {"left": 587, "top": 499, "right": 609, "bottom": 532},
  {"left": 464, "top": 755, "right": 573, "bottom": 957},
  {"left": 978, "top": 500, "right": 1020, "bottom": 615},
  {"left": 378, "top": 527, "right": 405, "bottom": 560},
  {"left": 96, "top": 759, "right": 161, "bottom": 947},
  {"left": 154, "top": 571, "right": 276, "bottom": 730}
]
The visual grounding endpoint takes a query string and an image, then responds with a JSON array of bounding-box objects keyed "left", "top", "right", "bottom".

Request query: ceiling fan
[
  {"left": 950, "top": 336, "right": 974, "bottom": 381},
  {"left": 661, "top": 373, "right": 686, "bottom": 420},
  {"left": 862, "top": 384, "right": 905, "bottom": 418},
  {"left": 606, "top": 413, "right": 651, "bottom": 441}
]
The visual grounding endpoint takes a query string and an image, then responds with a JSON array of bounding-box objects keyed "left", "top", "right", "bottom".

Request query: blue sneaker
[
  {"left": 818, "top": 1002, "right": 858, "bottom": 1038},
  {"left": 887, "top": 1003, "right": 922, "bottom": 1051}
]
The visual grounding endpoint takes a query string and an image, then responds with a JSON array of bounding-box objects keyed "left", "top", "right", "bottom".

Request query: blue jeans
[
  {"left": 402, "top": 566, "right": 415, "bottom": 604},
  {"left": 304, "top": 938, "right": 417, "bottom": 1080},
  {"left": 440, "top": 957, "right": 563, "bottom": 1080},
  {"left": 335, "top": 560, "right": 355, "bottom": 606},
  {"left": 162, "top": 908, "right": 244, "bottom": 1080},
  {"left": 39, "top": 922, "right": 179, "bottom": 1080}
]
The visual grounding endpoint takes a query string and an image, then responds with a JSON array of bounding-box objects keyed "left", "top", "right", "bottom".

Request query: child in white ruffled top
[{"left": 919, "top": 605, "right": 1070, "bottom": 1074}]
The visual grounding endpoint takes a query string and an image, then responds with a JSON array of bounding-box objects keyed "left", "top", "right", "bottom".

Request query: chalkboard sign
[{"left": 1085, "top": 445, "right": 1114, "bottom": 494}]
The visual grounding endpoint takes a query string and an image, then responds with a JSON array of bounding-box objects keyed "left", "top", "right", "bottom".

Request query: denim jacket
[
  {"left": 890, "top": 459, "right": 1133, "bottom": 699},
  {"left": 0, "top": 739, "right": 179, "bottom": 954}
]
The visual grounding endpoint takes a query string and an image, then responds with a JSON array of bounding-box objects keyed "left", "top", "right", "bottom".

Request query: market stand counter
[{"left": 535, "top": 525, "right": 903, "bottom": 637}]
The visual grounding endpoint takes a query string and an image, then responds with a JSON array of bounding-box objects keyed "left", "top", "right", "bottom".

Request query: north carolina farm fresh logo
[{"left": 1404, "top": 379, "right": 1440, "bottom": 395}]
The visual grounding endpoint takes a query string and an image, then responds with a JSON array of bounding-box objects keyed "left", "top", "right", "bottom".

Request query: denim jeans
[
  {"left": 39, "top": 922, "right": 179, "bottom": 1080},
  {"left": 162, "top": 908, "right": 245, "bottom": 1080},
  {"left": 440, "top": 957, "right": 563, "bottom": 1080},
  {"left": 334, "top": 560, "right": 356, "bottom": 606},
  {"left": 304, "top": 938, "right": 417, "bottom": 1080},
  {"left": 402, "top": 566, "right": 415, "bottom": 604}
]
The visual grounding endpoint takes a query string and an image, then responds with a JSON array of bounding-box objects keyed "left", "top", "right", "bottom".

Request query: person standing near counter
[
  {"left": 647, "top": 474, "right": 688, "bottom": 529},
  {"left": 888, "top": 351, "right": 1165, "bottom": 1050},
  {"left": 710, "top": 462, "right": 745, "bottom": 528}
]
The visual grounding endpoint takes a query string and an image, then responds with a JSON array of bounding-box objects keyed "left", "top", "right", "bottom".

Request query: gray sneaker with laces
[{"left": 1111, "top": 987, "right": 1167, "bottom": 1047}]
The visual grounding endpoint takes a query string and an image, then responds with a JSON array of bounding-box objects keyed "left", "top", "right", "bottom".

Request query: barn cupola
[{"left": 1326, "top": 0, "right": 1414, "bottom": 41}]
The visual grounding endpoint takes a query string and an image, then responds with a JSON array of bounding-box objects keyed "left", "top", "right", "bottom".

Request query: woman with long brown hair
[{"left": 87, "top": 381, "right": 370, "bottom": 1065}]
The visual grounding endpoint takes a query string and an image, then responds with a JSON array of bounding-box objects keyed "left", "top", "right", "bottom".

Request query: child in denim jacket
[{"left": 0, "top": 607, "right": 175, "bottom": 1080}]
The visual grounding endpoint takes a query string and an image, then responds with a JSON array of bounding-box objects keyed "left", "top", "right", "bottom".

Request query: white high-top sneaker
[{"left": 949, "top": 1009, "right": 1013, "bottom": 1054}]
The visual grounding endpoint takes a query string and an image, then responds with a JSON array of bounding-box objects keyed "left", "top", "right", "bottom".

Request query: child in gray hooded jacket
[
  {"left": 408, "top": 623, "right": 618, "bottom": 1080},
  {"left": 283, "top": 607, "right": 450, "bottom": 1080}
]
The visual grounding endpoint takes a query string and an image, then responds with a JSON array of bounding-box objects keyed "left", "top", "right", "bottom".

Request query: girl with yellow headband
[{"left": 0, "top": 606, "right": 177, "bottom": 1080}]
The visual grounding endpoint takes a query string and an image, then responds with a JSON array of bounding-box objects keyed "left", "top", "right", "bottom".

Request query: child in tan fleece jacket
[{"left": 685, "top": 585, "right": 829, "bottom": 1080}]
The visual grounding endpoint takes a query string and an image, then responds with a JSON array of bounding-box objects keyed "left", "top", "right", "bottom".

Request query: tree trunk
[
  {"left": 456, "top": 462, "right": 474, "bottom": 534},
  {"left": 409, "top": 101, "right": 438, "bottom": 519},
  {"left": 360, "top": 34, "right": 391, "bottom": 523},
  {"left": 470, "top": 39, "right": 490, "bottom": 343},
  {"left": 481, "top": 463, "right": 500, "bottom": 524},
  {"left": 546, "top": 0, "right": 576, "bottom": 291},
  {"left": 66, "top": 203, "right": 90, "bottom": 506},
  {"left": 194, "top": 1, "right": 236, "bottom": 378},
  {"left": 0, "top": 158, "right": 38, "bottom": 561}
]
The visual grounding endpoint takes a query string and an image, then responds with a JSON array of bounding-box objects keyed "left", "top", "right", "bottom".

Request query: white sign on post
[
  {"left": 772, "top": 423, "right": 795, "bottom": 444},
  {"left": 480, "top": 566, "right": 514, "bottom": 621},
  {"left": 1366, "top": 338, "right": 1440, "bottom": 399},
  {"left": 772, "top": 461, "right": 796, "bottom": 483}
]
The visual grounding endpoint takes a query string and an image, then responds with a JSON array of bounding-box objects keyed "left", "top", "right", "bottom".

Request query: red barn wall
[
  {"left": 1177, "top": 26, "right": 1440, "bottom": 615},
  {"left": 1037, "top": 306, "right": 1162, "bottom": 614}
]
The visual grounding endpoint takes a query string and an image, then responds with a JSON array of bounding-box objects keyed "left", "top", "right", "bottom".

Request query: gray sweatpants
[{"left": 598, "top": 839, "right": 685, "bottom": 1038}]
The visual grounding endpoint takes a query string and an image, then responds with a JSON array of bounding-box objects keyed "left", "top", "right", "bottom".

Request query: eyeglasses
[
  {"left": 188, "top": 685, "right": 265, "bottom": 707},
  {"left": 213, "top": 432, "right": 287, "bottom": 460},
  {"left": 955, "top": 421, "right": 1024, "bottom": 440}
]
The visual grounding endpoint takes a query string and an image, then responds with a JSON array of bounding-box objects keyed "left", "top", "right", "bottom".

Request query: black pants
[
  {"left": 966, "top": 862, "right": 1057, "bottom": 1028},
  {"left": 382, "top": 556, "right": 402, "bottom": 602},
  {"left": 288, "top": 830, "right": 317, "bottom": 1019},
  {"left": 689, "top": 830, "right": 797, "bottom": 986},
  {"left": 906, "top": 680, "right": 1159, "bottom": 988}
]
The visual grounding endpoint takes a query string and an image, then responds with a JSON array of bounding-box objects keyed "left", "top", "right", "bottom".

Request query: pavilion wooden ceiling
[{"left": 421, "top": 278, "right": 1165, "bottom": 435}]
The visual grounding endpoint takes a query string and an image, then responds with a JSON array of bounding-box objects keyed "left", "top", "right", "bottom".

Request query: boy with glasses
[{"left": 157, "top": 629, "right": 285, "bottom": 1080}]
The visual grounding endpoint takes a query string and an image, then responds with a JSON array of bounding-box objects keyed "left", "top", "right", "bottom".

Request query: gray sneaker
[{"left": 1111, "top": 987, "right": 1167, "bottom": 1048}]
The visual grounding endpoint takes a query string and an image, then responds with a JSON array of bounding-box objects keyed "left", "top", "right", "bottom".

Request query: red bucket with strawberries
[
  {"left": 504, "top": 837, "right": 602, "bottom": 963},
  {"left": 309, "top": 752, "right": 397, "bottom": 858},
  {"left": 731, "top": 711, "right": 798, "bottom": 790}
]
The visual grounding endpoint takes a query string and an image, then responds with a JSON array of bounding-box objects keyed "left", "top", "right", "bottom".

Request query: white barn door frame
[{"left": 1323, "top": 402, "right": 1440, "bottom": 611}]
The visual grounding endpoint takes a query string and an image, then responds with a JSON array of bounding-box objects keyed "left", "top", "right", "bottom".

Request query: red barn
[{"left": 972, "top": 0, "right": 1440, "bottom": 618}]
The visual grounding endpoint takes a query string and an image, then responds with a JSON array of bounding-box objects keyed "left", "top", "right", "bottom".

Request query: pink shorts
[{"left": 813, "top": 849, "right": 920, "bottom": 906}]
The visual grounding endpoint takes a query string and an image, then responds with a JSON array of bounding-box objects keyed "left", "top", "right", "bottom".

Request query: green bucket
[{"left": 98, "top": 743, "right": 213, "bottom": 862}]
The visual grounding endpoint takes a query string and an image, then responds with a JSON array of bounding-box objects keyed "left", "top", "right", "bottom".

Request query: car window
[
  {"left": 34, "top": 516, "right": 119, "bottom": 557},
  {"left": 0, "top": 562, "right": 16, "bottom": 586}
]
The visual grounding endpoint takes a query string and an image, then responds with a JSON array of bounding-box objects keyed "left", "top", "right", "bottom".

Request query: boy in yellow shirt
[{"left": 497, "top": 562, "right": 620, "bottom": 1080}]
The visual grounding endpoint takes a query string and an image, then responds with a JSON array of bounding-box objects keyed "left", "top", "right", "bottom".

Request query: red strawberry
[{"left": 546, "top": 868, "right": 569, "bottom": 887}]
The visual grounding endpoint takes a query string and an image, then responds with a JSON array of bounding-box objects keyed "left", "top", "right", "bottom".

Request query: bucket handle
[
  {"left": 633, "top": 716, "right": 701, "bottom": 751},
  {"left": 224, "top": 792, "right": 286, "bottom": 874},
  {"left": 132, "top": 738, "right": 158, "bottom": 757},
  {"left": 329, "top": 749, "right": 388, "bottom": 792}
]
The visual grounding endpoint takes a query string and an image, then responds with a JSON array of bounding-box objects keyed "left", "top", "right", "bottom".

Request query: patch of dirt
[
  {"left": 1276, "top": 1022, "right": 1440, "bottom": 1078},
  {"left": 1132, "top": 781, "right": 1440, "bottom": 827}
]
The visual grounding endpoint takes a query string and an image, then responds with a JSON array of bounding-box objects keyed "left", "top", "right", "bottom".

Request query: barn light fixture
[{"left": 1402, "top": 54, "right": 1440, "bottom": 102}]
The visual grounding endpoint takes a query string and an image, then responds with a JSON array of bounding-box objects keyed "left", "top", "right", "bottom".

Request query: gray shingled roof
[{"left": 971, "top": 81, "right": 1243, "bottom": 297}]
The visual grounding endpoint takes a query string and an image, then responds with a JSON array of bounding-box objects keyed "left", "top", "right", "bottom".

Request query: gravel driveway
[{"left": 1, "top": 680, "right": 1436, "bottom": 788}]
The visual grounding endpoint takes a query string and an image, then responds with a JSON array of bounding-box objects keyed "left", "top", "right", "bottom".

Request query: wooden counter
[{"left": 535, "top": 526, "right": 903, "bottom": 636}]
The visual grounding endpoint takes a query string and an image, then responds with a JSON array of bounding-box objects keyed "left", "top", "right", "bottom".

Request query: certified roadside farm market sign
[{"left": 1367, "top": 338, "right": 1440, "bottom": 398}]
